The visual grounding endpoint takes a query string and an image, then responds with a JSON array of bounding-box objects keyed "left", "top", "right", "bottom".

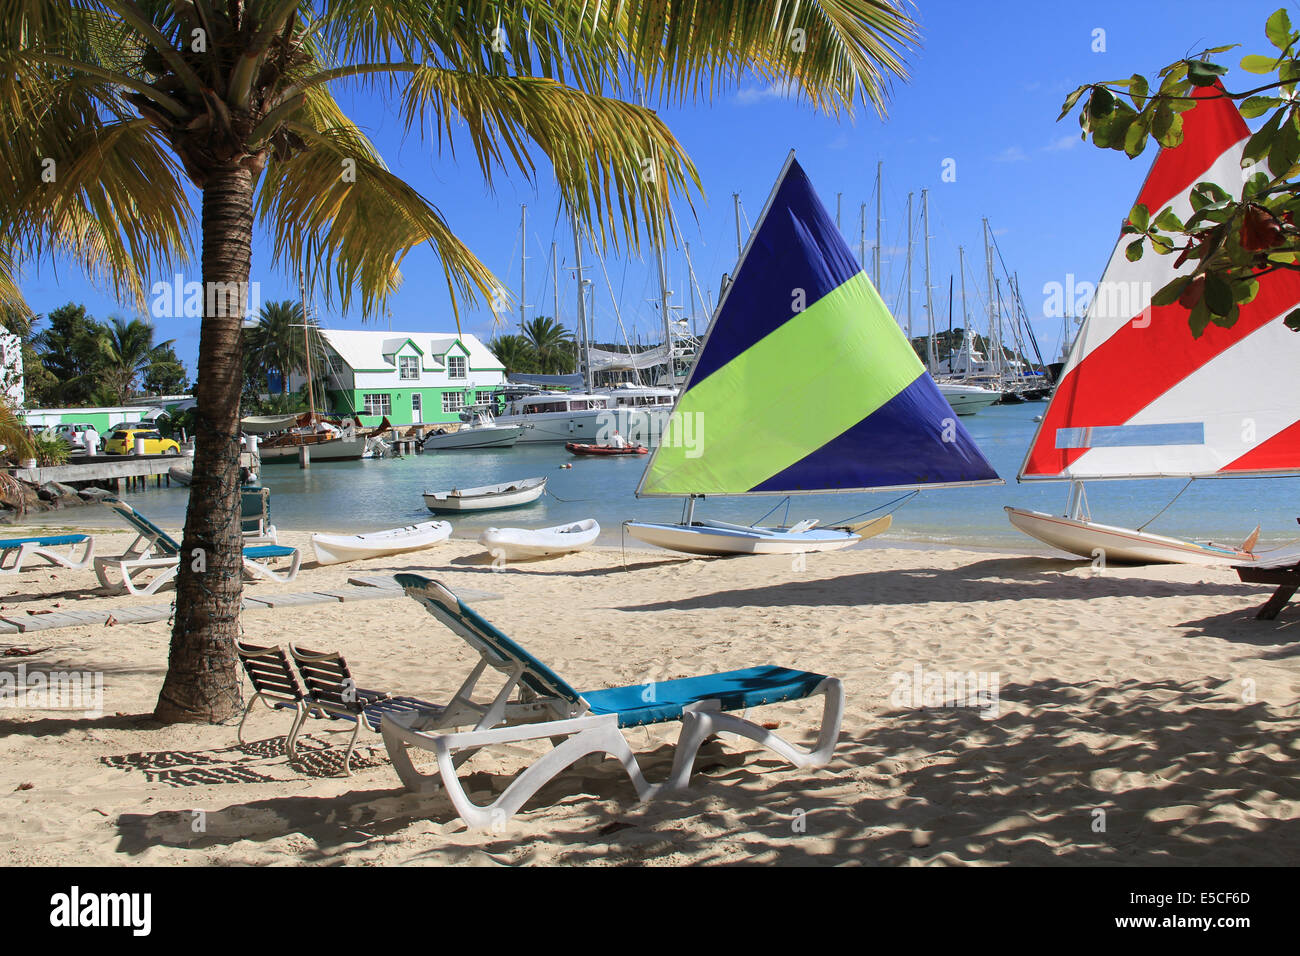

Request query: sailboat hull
[
  {"left": 625, "top": 521, "right": 861, "bottom": 555},
  {"left": 1004, "top": 506, "right": 1254, "bottom": 566}
]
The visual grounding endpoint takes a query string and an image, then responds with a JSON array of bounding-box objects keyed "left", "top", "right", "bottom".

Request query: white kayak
[
  {"left": 479, "top": 519, "right": 600, "bottom": 560},
  {"left": 423, "top": 477, "right": 546, "bottom": 512},
  {"left": 312, "top": 520, "right": 452, "bottom": 565}
]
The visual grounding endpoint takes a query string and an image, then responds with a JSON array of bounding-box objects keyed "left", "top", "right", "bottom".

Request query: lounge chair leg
[
  {"left": 342, "top": 722, "right": 362, "bottom": 776},
  {"left": 662, "top": 677, "right": 845, "bottom": 791},
  {"left": 236, "top": 694, "right": 260, "bottom": 745}
]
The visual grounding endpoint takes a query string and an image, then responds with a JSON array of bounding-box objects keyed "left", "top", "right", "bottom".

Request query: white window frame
[
  {"left": 363, "top": 393, "right": 392, "bottom": 416},
  {"left": 447, "top": 354, "right": 467, "bottom": 379},
  {"left": 442, "top": 391, "right": 466, "bottom": 414},
  {"left": 398, "top": 354, "right": 420, "bottom": 381}
]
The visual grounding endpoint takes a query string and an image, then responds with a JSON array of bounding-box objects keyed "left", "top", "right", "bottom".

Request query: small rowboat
[
  {"left": 565, "top": 442, "right": 648, "bottom": 456},
  {"left": 312, "top": 520, "right": 452, "bottom": 565},
  {"left": 423, "top": 476, "right": 547, "bottom": 513},
  {"left": 479, "top": 519, "right": 600, "bottom": 560}
]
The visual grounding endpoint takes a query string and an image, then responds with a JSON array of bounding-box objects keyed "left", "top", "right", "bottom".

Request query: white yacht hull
[
  {"left": 259, "top": 436, "right": 369, "bottom": 462},
  {"left": 421, "top": 425, "right": 524, "bottom": 450},
  {"left": 495, "top": 407, "right": 672, "bottom": 444},
  {"left": 937, "top": 382, "right": 1000, "bottom": 416}
]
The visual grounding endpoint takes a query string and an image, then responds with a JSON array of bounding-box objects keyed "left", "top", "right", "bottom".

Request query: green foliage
[
  {"left": 1062, "top": 8, "right": 1300, "bottom": 336},
  {"left": 143, "top": 344, "right": 188, "bottom": 394},
  {"left": 30, "top": 430, "right": 70, "bottom": 466},
  {"left": 520, "top": 316, "right": 577, "bottom": 374}
]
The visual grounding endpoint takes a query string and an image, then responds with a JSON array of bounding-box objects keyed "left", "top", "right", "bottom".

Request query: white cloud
[
  {"left": 1043, "top": 134, "right": 1079, "bottom": 152},
  {"left": 734, "top": 80, "right": 797, "bottom": 105},
  {"left": 993, "top": 146, "right": 1029, "bottom": 163}
]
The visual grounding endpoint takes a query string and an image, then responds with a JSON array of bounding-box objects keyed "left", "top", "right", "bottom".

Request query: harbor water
[{"left": 82, "top": 402, "right": 1300, "bottom": 553}]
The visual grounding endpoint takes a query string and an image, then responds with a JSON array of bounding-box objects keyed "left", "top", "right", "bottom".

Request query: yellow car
[{"left": 104, "top": 427, "right": 181, "bottom": 456}]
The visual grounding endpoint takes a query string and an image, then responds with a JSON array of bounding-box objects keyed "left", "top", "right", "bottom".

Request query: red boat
[{"left": 565, "top": 442, "right": 648, "bottom": 456}]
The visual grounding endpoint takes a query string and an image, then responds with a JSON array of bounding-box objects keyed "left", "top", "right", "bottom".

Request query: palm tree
[
  {"left": 245, "top": 299, "right": 323, "bottom": 397},
  {"left": 100, "top": 316, "right": 175, "bottom": 404},
  {"left": 522, "top": 316, "right": 576, "bottom": 374},
  {"left": 489, "top": 333, "right": 538, "bottom": 375},
  {"left": 1, "top": 3, "right": 916, "bottom": 724}
]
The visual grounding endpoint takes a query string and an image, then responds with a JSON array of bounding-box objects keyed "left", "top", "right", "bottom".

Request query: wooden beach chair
[
  {"left": 95, "top": 496, "right": 301, "bottom": 595},
  {"left": 0, "top": 533, "right": 95, "bottom": 575},
  {"left": 380, "top": 574, "right": 844, "bottom": 830},
  {"left": 287, "top": 645, "right": 443, "bottom": 775},
  {"left": 236, "top": 641, "right": 310, "bottom": 750},
  {"left": 1235, "top": 561, "right": 1300, "bottom": 619}
]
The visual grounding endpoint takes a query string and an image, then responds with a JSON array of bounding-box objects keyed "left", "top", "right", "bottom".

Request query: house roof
[{"left": 318, "top": 329, "right": 504, "bottom": 372}]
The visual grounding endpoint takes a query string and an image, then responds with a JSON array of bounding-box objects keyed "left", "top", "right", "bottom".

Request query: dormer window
[
  {"left": 399, "top": 355, "right": 419, "bottom": 380},
  {"left": 447, "top": 355, "right": 466, "bottom": 379}
]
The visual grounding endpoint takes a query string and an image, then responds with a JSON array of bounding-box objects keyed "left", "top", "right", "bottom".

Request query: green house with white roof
[{"left": 309, "top": 330, "right": 506, "bottom": 426}]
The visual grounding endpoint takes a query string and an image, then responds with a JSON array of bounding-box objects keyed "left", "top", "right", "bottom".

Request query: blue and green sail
[{"left": 638, "top": 154, "right": 1000, "bottom": 497}]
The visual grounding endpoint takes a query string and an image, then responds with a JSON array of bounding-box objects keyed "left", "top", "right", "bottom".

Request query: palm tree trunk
[{"left": 154, "top": 165, "right": 252, "bottom": 723}]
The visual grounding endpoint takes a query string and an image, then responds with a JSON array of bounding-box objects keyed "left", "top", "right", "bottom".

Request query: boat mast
[
  {"left": 570, "top": 213, "right": 592, "bottom": 392},
  {"left": 836, "top": 192, "right": 842, "bottom": 231},
  {"left": 874, "top": 160, "right": 883, "bottom": 291},
  {"left": 959, "top": 245, "right": 971, "bottom": 379},
  {"left": 514, "top": 201, "right": 520, "bottom": 329},
  {"left": 859, "top": 202, "right": 867, "bottom": 270},
  {"left": 655, "top": 240, "right": 673, "bottom": 387},
  {"left": 551, "top": 241, "right": 559, "bottom": 332},
  {"left": 905, "top": 191, "right": 914, "bottom": 343},
  {"left": 298, "top": 267, "right": 316, "bottom": 421},
  {"left": 733, "top": 193, "right": 743, "bottom": 258},
  {"left": 922, "top": 189, "right": 936, "bottom": 371},
  {"left": 983, "top": 218, "right": 1001, "bottom": 386},
  {"left": 684, "top": 241, "right": 700, "bottom": 338}
]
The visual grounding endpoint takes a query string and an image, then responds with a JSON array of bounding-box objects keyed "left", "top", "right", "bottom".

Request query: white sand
[{"left": 1, "top": 521, "right": 1298, "bottom": 865}]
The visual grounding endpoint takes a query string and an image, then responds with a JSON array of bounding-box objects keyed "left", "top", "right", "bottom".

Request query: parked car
[
  {"left": 52, "top": 423, "right": 100, "bottom": 452},
  {"left": 103, "top": 428, "right": 181, "bottom": 456}
]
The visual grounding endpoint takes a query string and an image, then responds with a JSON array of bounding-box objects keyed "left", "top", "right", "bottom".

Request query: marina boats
[
  {"left": 423, "top": 476, "right": 547, "bottom": 513},
  {"left": 494, "top": 385, "right": 676, "bottom": 444},
  {"left": 1010, "top": 85, "right": 1300, "bottom": 565},
  {"left": 478, "top": 519, "right": 600, "bottom": 560},
  {"left": 936, "top": 381, "right": 1001, "bottom": 416},
  {"left": 421, "top": 408, "right": 524, "bottom": 450},
  {"left": 257, "top": 422, "right": 371, "bottom": 462},
  {"left": 565, "top": 441, "right": 647, "bottom": 456},
  {"left": 626, "top": 153, "right": 1001, "bottom": 556},
  {"left": 312, "top": 520, "right": 452, "bottom": 566}
]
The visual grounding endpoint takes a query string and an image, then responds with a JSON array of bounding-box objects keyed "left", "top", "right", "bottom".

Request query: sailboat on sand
[
  {"left": 1009, "top": 85, "right": 1300, "bottom": 566},
  {"left": 625, "top": 153, "right": 1001, "bottom": 556}
]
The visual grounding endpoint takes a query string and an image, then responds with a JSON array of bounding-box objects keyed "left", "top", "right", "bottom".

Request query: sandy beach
[{"left": 1, "top": 520, "right": 1297, "bottom": 866}]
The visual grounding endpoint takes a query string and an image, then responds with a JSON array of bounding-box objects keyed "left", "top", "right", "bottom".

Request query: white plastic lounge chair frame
[
  {"left": 94, "top": 497, "right": 300, "bottom": 594},
  {"left": 381, "top": 575, "right": 844, "bottom": 830},
  {"left": 0, "top": 534, "right": 95, "bottom": 575}
]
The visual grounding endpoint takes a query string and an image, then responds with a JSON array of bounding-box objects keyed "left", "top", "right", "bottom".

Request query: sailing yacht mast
[
  {"left": 922, "top": 189, "right": 936, "bottom": 371},
  {"left": 874, "top": 160, "right": 883, "bottom": 291},
  {"left": 958, "top": 246, "right": 971, "bottom": 377},
  {"left": 655, "top": 242, "right": 673, "bottom": 386},
  {"left": 905, "top": 191, "right": 914, "bottom": 342},
  {"left": 519, "top": 204, "right": 527, "bottom": 330},
  {"left": 298, "top": 267, "right": 316, "bottom": 420},
  {"left": 570, "top": 214, "right": 592, "bottom": 391},
  {"left": 983, "top": 218, "right": 1001, "bottom": 386},
  {"left": 733, "top": 193, "right": 742, "bottom": 258}
]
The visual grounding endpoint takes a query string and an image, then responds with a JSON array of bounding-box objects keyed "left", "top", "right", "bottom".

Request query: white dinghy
[
  {"left": 479, "top": 519, "right": 600, "bottom": 560},
  {"left": 312, "top": 520, "right": 452, "bottom": 566},
  {"left": 423, "top": 477, "right": 546, "bottom": 513}
]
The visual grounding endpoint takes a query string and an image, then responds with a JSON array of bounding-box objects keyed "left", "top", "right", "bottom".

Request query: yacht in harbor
[{"left": 495, "top": 384, "right": 676, "bottom": 444}]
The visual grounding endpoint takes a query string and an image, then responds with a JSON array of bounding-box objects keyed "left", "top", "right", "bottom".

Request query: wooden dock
[{"left": 10, "top": 453, "right": 254, "bottom": 492}]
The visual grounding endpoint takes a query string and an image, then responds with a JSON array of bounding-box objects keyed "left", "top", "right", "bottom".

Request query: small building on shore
[{"left": 299, "top": 330, "right": 507, "bottom": 426}]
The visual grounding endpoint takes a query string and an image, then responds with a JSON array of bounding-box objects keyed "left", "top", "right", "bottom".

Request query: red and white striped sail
[{"left": 1021, "top": 86, "right": 1300, "bottom": 481}]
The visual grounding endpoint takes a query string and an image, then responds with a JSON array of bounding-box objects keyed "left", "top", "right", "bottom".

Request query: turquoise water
[{"left": 85, "top": 402, "right": 1300, "bottom": 551}]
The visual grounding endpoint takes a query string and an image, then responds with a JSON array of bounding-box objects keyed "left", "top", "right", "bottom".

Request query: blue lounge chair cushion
[
  {"left": 103, "top": 497, "right": 183, "bottom": 554},
  {"left": 582, "top": 665, "right": 828, "bottom": 728},
  {"left": 242, "top": 544, "right": 297, "bottom": 560},
  {"left": 0, "top": 534, "right": 89, "bottom": 548}
]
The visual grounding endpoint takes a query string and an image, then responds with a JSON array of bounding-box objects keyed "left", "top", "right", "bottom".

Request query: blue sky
[{"left": 17, "top": 0, "right": 1287, "bottom": 376}]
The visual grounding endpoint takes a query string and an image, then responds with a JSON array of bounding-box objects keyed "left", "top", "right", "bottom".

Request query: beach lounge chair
[
  {"left": 95, "top": 496, "right": 301, "bottom": 595},
  {"left": 236, "top": 641, "right": 310, "bottom": 750},
  {"left": 287, "top": 645, "right": 444, "bottom": 775},
  {"left": 0, "top": 533, "right": 95, "bottom": 575},
  {"left": 240, "top": 485, "right": 277, "bottom": 544},
  {"left": 1236, "top": 560, "right": 1300, "bottom": 619},
  {"left": 380, "top": 574, "right": 844, "bottom": 829}
]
